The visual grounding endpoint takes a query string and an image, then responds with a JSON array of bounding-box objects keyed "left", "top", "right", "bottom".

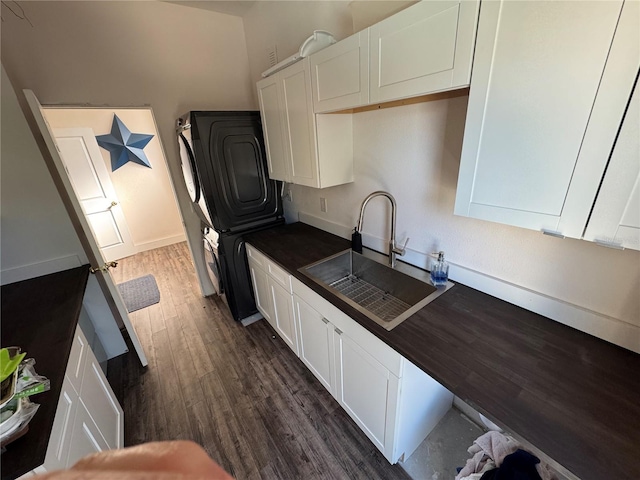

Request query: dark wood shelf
[{"left": 1, "top": 265, "right": 90, "bottom": 480}]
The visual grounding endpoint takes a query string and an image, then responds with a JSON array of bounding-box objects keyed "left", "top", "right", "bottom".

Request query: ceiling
[{"left": 165, "top": 1, "right": 257, "bottom": 17}]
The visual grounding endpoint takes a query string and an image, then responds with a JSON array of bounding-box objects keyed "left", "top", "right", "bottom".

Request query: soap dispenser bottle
[{"left": 430, "top": 251, "right": 449, "bottom": 287}]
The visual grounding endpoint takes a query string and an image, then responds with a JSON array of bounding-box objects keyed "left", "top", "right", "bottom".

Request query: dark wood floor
[{"left": 107, "top": 242, "right": 412, "bottom": 480}]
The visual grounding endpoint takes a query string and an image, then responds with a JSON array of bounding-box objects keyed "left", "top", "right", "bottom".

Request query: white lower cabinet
[
  {"left": 292, "top": 277, "right": 453, "bottom": 464},
  {"left": 79, "top": 358, "right": 123, "bottom": 450},
  {"left": 248, "top": 256, "right": 273, "bottom": 327},
  {"left": 247, "top": 244, "right": 298, "bottom": 355},
  {"left": 268, "top": 277, "right": 297, "bottom": 355},
  {"left": 39, "top": 326, "right": 123, "bottom": 473},
  {"left": 247, "top": 244, "right": 454, "bottom": 464},
  {"left": 334, "top": 329, "right": 399, "bottom": 455},
  {"left": 66, "top": 399, "right": 110, "bottom": 466},
  {"left": 294, "top": 295, "right": 335, "bottom": 393}
]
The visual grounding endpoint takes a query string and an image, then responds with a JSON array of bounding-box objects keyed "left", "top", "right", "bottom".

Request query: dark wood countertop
[
  {"left": 245, "top": 222, "right": 640, "bottom": 480},
  {"left": 1, "top": 265, "right": 90, "bottom": 480}
]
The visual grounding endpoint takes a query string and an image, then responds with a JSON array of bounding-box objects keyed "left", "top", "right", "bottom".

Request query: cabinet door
[
  {"left": 310, "top": 30, "right": 369, "bottom": 113},
  {"left": 334, "top": 328, "right": 399, "bottom": 459},
  {"left": 269, "top": 278, "right": 298, "bottom": 355},
  {"left": 369, "top": 0, "right": 479, "bottom": 103},
  {"left": 248, "top": 259, "right": 273, "bottom": 327},
  {"left": 280, "top": 59, "right": 320, "bottom": 188},
  {"left": 294, "top": 295, "right": 334, "bottom": 393},
  {"left": 80, "top": 355, "right": 123, "bottom": 450},
  {"left": 257, "top": 75, "right": 289, "bottom": 182},
  {"left": 66, "top": 328, "right": 88, "bottom": 394},
  {"left": 66, "top": 400, "right": 110, "bottom": 467},
  {"left": 454, "top": 1, "right": 626, "bottom": 234},
  {"left": 584, "top": 80, "right": 640, "bottom": 250},
  {"left": 43, "top": 377, "right": 78, "bottom": 471}
]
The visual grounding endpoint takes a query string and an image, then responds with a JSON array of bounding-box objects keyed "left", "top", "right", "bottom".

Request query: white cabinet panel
[
  {"left": 281, "top": 60, "right": 319, "bottom": 187},
  {"left": 42, "top": 325, "right": 124, "bottom": 473},
  {"left": 294, "top": 295, "right": 335, "bottom": 393},
  {"left": 66, "top": 328, "right": 88, "bottom": 394},
  {"left": 335, "top": 329, "right": 398, "bottom": 456},
  {"left": 269, "top": 278, "right": 298, "bottom": 355},
  {"left": 584, "top": 81, "right": 640, "bottom": 250},
  {"left": 310, "top": 30, "right": 369, "bottom": 113},
  {"left": 66, "top": 400, "right": 109, "bottom": 467},
  {"left": 257, "top": 59, "right": 354, "bottom": 189},
  {"left": 80, "top": 357, "right": 123, "bottom": 450},
  {"left": 43, "top": 377, "right": 78, "bottom": 471},
  {"left": 257, "top": 75, "right": 289, "bottom": 182},
  {"left": 248, "top": 258, "right": 273, "bottom": 327},
  {"left": 370, "top": 0, "right": 479, "bottom": 103},
  {"left": 454, "top": 0, "right": 632, "bottom": 234}
]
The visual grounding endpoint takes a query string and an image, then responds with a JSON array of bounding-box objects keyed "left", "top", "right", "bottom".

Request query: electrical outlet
[{"left": 320, "top": 197, "right": 327, "bottom": 213}]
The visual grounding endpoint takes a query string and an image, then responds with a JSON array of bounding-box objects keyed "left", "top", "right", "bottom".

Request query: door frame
[{"left": 21, "top": 90, "right": 148, "bottom": 367}]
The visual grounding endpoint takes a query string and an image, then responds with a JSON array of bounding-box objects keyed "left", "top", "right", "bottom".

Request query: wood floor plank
[
  {"left": 147, "top": 303, "right": 167, "bottom": 334},
  {"left": 108, "top": 242, "right": 413, "bottom": 480},
  {"left": 176, "top": 303, "right": 214, "bottom": 377},
  {"left": 151, "top": 328, "right": 191, "bottom": 439}
]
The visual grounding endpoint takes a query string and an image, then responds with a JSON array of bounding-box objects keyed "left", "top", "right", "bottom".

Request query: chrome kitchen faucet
[{"left": 355, "top": 191, "right": 409, "bottom": 268}]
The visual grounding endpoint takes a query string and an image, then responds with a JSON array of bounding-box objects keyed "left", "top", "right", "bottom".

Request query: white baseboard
[
  {"left": 0, "top": 255, "right": 83, "bottom": 285},
  {"left": 297, "top": 211, "right": 640, "bottom": 353},
  {"left": 134, "top": 233, "right": 186, "bottom": 254}
]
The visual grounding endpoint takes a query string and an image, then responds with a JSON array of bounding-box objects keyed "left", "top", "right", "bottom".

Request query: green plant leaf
[{"left": 0, "top": 348, "right": 26, "bottom": 383}]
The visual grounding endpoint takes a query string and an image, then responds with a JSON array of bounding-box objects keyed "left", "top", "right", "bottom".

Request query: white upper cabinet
[
  {"left": 369, "top": 0, "right": 479, "bottom": 104},
  {"left": 257, "top": 75, "right": 289, "bottom": 182},
  {"left": 584, "top": 81, "right": 640, "bottom": 250},
  {"left": 454, "top": 0, "right": 638, "bottom": 238},
  {"left": 310, "top": 30, "right": 369, "bottom": 113},
  {"left": 257, "top": 58, "right": 354, "bottom": 189},
  {"left": 280, "top": 59, "right": 320, "bottom": 187}
]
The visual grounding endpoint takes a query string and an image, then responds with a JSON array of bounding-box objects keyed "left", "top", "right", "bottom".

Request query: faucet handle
[
  {"left": 401, "top": 237, "right": 410, "bottom": 253},
  {"left": 394, "top": 237, "right": 410, "bottom": 256}
]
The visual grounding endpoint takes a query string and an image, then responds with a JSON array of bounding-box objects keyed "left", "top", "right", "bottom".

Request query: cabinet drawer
[
  {"left": 247, "top": 243, "right": 292, "bottom": 294},
  {"left": 267, "top": 261, "right": 292, "bottom": 294},
  {"left": 246, "top": 244, "right": 268, "bottom": 270}
]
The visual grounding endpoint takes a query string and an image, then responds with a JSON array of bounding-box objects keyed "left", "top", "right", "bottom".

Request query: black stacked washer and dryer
[{"left": 176, "top": 111, "right": 283, "bottom": 324}]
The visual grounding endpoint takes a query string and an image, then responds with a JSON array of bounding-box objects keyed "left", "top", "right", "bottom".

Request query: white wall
[
  {"left": 1, "top": 1, "right": 255, "bottom": 295},
  {"left": 243, "top": 1, "right": 354, "bottom": 93},
  {"left": 43, "top": 108, "right": 185, "bottom": 253},
  {"left": 1, "top": 65, "right": 86, "bottom": 282},
  {"left": 242, "top": 2, "right": 640, "bottom": 350}
]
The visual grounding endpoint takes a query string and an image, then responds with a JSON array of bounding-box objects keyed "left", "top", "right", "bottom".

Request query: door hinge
[{"left": 90, "top": 261, "right": 118, "bottom": 274}]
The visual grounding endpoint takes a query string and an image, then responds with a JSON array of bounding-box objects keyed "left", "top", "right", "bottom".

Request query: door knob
[{"left": 108, "top": 201, "right": 118, "bottom": 209}]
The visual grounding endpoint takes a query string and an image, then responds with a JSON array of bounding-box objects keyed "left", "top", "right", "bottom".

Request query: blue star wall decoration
[{"left": 96, "top": 114, "right": 154, "bottom": 171}]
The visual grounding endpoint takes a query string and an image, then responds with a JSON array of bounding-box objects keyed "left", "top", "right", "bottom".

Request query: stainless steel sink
[{"left": 299, "top": 249, "right": 454, "bottom": 331}]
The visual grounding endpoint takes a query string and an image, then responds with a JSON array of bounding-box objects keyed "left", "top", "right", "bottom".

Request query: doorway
[{"left": 43, "top": 107, "right": 186, "bottom": 264}]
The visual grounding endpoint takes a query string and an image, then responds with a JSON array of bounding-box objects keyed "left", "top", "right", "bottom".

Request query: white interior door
[
  {"left": 54, "top": 128, "right": 136, "bottom": 262},
  {"left": 24, "top": 90, "right": 148, "bottom": 367}
]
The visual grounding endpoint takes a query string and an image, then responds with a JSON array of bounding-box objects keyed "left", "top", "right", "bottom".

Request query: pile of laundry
[{"left": 455, "top": 431, "right": 556, "bottom": 480}]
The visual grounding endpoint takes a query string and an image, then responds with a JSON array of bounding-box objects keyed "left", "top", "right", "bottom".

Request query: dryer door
[{"left": 178, "top": 120, "right": 214, "bottom": 228}]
